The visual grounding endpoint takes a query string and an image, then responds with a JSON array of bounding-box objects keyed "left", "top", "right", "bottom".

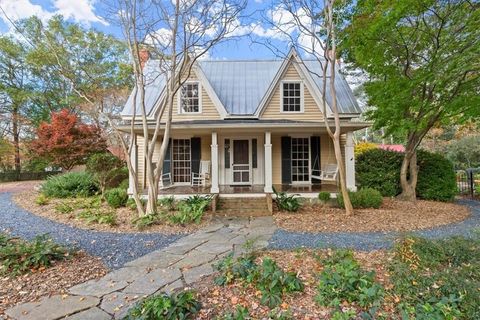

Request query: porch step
[{"left": 215, "top": 197, "right": 271, "bottom": 217}]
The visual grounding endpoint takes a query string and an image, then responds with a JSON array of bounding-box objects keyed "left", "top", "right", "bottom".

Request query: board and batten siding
[
  {"left": 159, "top": 71, "right": 221, "bottom": 122},
  {"left": 261, "top": 63, "right": 325, "bottom": 121}
]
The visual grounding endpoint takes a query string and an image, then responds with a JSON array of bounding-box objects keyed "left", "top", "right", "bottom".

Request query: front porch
[
  {"left": 157, "top": 184, "right": 338, "bottom": 198},
  {"left": 130, "top": 127, "right": 357, "bottom": 199}
]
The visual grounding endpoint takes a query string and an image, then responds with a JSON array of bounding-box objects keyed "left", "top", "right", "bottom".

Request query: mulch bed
[
  {"left": 274, "top": 198, "right": 471, "bottom": 233},
  {"left": 0, "top": 251, "right": 108, "bottom": 317},
  {"left": 192, "top": 249, "right": 395, "bottom": 319},
  {"left": 13, "top": 191, "right": 212, "bottom": 234}
]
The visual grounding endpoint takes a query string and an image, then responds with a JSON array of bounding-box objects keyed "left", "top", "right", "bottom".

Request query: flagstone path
[{"left": 5, "top": 217, "right": 277, "bottom": 320}]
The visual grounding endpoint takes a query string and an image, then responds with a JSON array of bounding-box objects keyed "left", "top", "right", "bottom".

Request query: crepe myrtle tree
[
  {"left": 342, "top": 0, "right": 480, "bottom": 201},
  {"left": 106, "top": 0, "right": 247, "bottom": 216},
  {"left": 261, "top": 0, "right": 355, "bottom": 215}
]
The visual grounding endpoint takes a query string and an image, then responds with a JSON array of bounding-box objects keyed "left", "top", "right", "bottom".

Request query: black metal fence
[
  {"left": 457, "top": 168, "right": 480, "bottom": 199},
  {"left": 0, "top": 171, "right": 61, "bottom": 183}
]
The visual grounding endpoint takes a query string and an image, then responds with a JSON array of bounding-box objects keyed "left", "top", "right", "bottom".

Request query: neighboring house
[{"left": 121, "top": 49, "right": 369, "bottom": 204}]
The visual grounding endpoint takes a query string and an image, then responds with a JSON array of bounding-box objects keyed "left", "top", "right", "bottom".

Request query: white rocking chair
[
  {"left": 160, "top": 172, "right": 173, "bottom": 189},
  {"left": 191, "top": 160, "right": 210, "bottom": 186}
]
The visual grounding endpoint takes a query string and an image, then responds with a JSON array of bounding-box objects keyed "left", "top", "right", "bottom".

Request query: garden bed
[
  {"left": 0, "top": 251, "right": 107, "bottom": 317},
  {"left": 13, "top": 191, "right": 212, "bottom": 234},
  {"left": 274, "top": 198, "right": 471, "bottom": 233},
  {"left": 192, "top": 249, "right": 393, "bottom": 319}
]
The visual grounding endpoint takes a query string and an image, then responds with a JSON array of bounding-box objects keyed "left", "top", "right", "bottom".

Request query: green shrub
[
  {"left": 158, "top": 196, "right": 175, "bottom": 211},
  {"left": 123, "top": 290, "right": 201, "bottom": 320},
  {"left": 356, "top": 148, "right": 403, "bottom": 197},
  {"left": 273, "top": 188, "right": 301, "bottom": 212},
  {"left": 35, "top": 194, "right": 50, "bottom": 206},
  {"left": 132, "top": 214, "right": 161, "bottom": 230},
  {"left": 0, "top": 234, "right": 71, "bottom": 275},
  {"left": 218, "top": 306, "right": 250, "bottom": 320},
  {"left": 416, "top": 150, "right": 457, "bottom": 201},
  {"left": 78, "top": 209, "right": 116, "bottom": 225},
  {"left": 356, "top": 148, "right": 457, "bottom": 201},
  {"left": 316, "top": 250, "right": 384, "bottom": 310},
  {"left": 337, "top": 188, "right": 383, "bottom": 209},
  {"left": 86, "top": 152, "right": 128, "bottom": 194},
  {"left": 318, "top": 191, "right": 331, "bottom": 204},
  {"left": 390, "top": 236, "right": 480, "bottom": 319},
  {"left": 168, "top": 195, "right": 211, "bottom": 225},
  {"left": 54, "top": 202, "right": 74, "bottom": 214},
  {"left": 214, "top": 253, "right": 304, "bottom": 308},
  {"left": 41, "top": 172, "right": 98, "bottom": 198},
  {"left": 104, "top": 188, "right": 128, "bottom": 208}
]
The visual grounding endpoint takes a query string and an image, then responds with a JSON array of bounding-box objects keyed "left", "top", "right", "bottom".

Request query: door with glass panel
[
  {"left": 172, "top": 139, "right": 191, "bottom": 183},
  {"left": 291, "top": 137, "right": 310, "bottom": 183},
  {"left": 232, "top": 139, "right": 250, "bottom": 184}
]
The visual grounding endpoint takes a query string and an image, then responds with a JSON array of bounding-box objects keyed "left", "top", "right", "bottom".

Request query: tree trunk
[
  {"left": 12, "top": 106, "right": 20, "bottom": 172},
  {"left": 333, "top": 135, "right": 354, "bottom": 215},
  {"left": 398, "top": 145, "right": 418, "bottom": 201}
]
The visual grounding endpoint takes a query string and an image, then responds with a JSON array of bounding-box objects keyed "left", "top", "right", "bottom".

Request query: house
[{"left": 121, "top": 49, "right": 369, "bottom": 212}]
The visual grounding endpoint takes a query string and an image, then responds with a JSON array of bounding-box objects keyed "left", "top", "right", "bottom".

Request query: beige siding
[
  {"left": 136, "top": 133, "right": 212, "bottom": 188},
  {"left": 201, "top": 134, "right": 211, "bottom": 161},
  {"left": 160, "top": 71, "right": 221, "bottom": 122},
  {"left": 261, "top": 63, "right": 324, "bottom": 120},
  {"left": 272, "top": 135, "right": 282, "bottom": 185}
]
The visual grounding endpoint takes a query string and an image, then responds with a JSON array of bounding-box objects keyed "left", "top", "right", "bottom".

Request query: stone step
[{"left": 215, "top": 208, "right": 272, "bottom": 217}]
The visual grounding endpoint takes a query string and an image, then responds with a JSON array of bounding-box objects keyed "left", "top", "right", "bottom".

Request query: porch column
[
  {"left": 211, "top": 131, "right": 219, "bottom": 193},
  {"left": 345, "top": 132, "right": 356, "bottom": 191},
  {"left": 128, "top": 134, "right": 137, "bottom": 195},
  {"left": 264, "top": 131, "right": 273, "bottom": 193}
]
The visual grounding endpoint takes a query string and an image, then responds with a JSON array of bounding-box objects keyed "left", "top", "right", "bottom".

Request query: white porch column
[
  {"left": 128, "top": 134, "right": 137, "bottom": 195},
  {"left": 345, "top": 132, "right": 356, "bottom": 191},
  {"left": 211, "top": 131, "right": 219, "bottom": 193},
  {"left": 264, "top": 131, "right": 273, "bottom": 193}
]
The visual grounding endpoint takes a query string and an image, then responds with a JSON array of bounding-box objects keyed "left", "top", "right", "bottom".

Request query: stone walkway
[{"left": 5, "top": 217, "right": 277, "bottom": 320}]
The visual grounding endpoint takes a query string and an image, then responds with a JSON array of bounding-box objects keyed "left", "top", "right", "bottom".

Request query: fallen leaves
[
  {"left": 193, "top": 249, "right": 393, "bottom": 319},
  {"left": 0, "top": 252, "right": 107, "bottom": 317},
  {"left": 274, "top": 198, "right": 471, "bottom": 233}
]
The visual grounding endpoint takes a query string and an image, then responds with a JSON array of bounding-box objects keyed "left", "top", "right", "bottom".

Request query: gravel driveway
[
  {"left": 269, "top": 199, "right": 480, "bottom": 251},
  {"left": 0, "top": 193, "right": 183, "bottom": 269}
]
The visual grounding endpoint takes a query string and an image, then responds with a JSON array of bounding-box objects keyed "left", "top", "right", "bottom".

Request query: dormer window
[
  {"left": 281, "top": 81, "right": 303, "bottom": 112},
  {"left": 179, "top": 82, "right": 201, "bottom": 113}
]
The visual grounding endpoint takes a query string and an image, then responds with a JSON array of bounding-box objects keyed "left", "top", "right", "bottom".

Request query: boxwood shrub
[
  {"left": 41, "top": 172, "right": 98, "bottom": 198},
  {"left": 337, "top": 188, "right": 383, "bottom": 209},
  {"left": 104, "top": 188, "right": 128, "bottom": 208},
  {"left": 356, "top": 149, "right": 456, "bottom": 201}
]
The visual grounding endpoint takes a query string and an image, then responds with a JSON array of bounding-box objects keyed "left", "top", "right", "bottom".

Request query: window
[
  {"left": 282, "top": 82, "right": 302, "bottom": 112},
  {"left": 291, "top": 137, "right": 309, "bottom": 183},
  {"left": 172, "top": 139, "right": 191, "bottom": 183},
  {"left": 180, "top": 82, "right": 200, "bottom": 113}
]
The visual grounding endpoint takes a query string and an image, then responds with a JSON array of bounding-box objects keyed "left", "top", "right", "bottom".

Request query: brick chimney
[{"left": 139, "top": 48, "right": 150, "bottom": 70}]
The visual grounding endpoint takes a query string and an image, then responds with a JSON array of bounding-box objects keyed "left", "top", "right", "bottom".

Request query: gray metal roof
[
  {"left": 198, "top": 60, "right": 282, "bottom": 115},
  {"left": 121, "top": 60, "right": 166, "bottom": 117},
  {"left": 303, "top": 60, "right": 362, "bottom": 114},
  {"left": 121, "top": 58, "right": 362, "bottom": 117}
]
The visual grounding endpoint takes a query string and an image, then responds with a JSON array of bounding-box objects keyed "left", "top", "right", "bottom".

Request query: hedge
[
  {"left": 356, "top": 149, "right": 457, "bottom": 201},
  {"left": 0, "top": 171, "right": 60, "bottom": 183}
]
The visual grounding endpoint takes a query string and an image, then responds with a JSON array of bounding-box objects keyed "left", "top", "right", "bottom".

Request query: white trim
[
  {"left": 230, "top": 139, "right": 252, "bottom": 185},
  {"left": 280, "top": 80, "right": 304, "bottom": 113},
  {"left": 177, "top": 81, "right": 202, "bottom": 115},
  {"left": 211, "top": 132, "right": 219, "bottom": 193},
  {"left": 290, "top": 136, "right": 312, "bottom": 184}
]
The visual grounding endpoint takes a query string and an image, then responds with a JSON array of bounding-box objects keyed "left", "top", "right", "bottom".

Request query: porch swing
[{"left": 311, "top": 138, "right": 339, "bottom": 182}]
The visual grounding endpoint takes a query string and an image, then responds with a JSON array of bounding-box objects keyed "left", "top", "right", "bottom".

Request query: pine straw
[
  {"left": 274, "top": 198, "right": 471, "bottom": 233},
  {"left": 0, "top": 251, "right": 107, "bottom": 318},
  {"left": 192, "top": 249, "right": 396, "bottom": 319},
  {"left": 13, "top": 191, "right": 212, "bottom": 234}
]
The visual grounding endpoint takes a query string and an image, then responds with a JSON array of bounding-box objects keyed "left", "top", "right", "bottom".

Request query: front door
[{"left": 232, "top": 139, "right": 250, "bottom": 184}]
